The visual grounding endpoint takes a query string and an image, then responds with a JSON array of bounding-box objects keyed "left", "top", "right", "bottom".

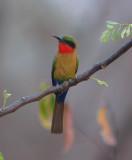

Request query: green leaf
[
  {"left": 106, "top": 21, "right": 119, "bottom": 25},
  {"left": 111, "top": 29, "right": 115, "bottom": 40},
  {"left": 0, "top": 153, "right": 4, "bottom": 160},
  {"left": 3, "top": 90, "right": 11, "bottom": 98},
  {"left": 100, "top": 30, "right": 109, "bottom": 42},
  {"left": 102, "top": 30, "right": 110, "bottom": 35},
  {"left": 121, "top": 27, "right": 127, "bottom": 38},
  {"left": 99, "top": 35, "right": 105, "bottom": 42},
  {"left": 107, "top": 25, "right": 114, "bottom": 29},
  {"left": 90, "top": 77, "right": 108, "bottom": 87},
  {"left": 2, "top": 90, "right": 11, "bottom": 109},
  {"left": 105, "top": 31, "right": 111, "bottom": 42},
  {"left": 38, "top": 82, "right": 55, "bottom": 130},
  {"left": 126, "top": 26, "right": 130, "bottom": 37},
  {"left": 116, "top": 27, "right": 121, "bottom": 39}
]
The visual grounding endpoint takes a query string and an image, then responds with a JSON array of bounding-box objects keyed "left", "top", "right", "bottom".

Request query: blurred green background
[{"left": 0, "top": 0, "right": 132, "bottom": 160}]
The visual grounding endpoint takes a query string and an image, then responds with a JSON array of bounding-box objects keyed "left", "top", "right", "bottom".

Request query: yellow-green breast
[{"left": 54, "top": 51, "right": 77, "bottom": 81}]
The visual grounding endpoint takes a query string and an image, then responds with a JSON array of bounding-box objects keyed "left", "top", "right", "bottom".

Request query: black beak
[{"left": 52, "top": 35, "right": 64, "bottom": 42}]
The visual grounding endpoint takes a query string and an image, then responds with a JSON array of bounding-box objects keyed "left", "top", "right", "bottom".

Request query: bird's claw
[
  {"left": 68, "top": 78, "right": 72, "bottom": 83},
  {"left": 74, "top": 76, "right": 77, "bottom": 79},
  {"left": 68, "top": 76, "right": 78, "bottom": 84},
  {"left": 74, "top": 76, "right": 78, "bottom": 82},
  {"left": 56, "top": 85, "right": 61, "bottom": 92}
]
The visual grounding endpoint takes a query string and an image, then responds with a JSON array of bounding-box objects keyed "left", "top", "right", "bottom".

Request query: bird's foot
[
  {"left": 73, "top": 75, "right": 78, "bottom": 82},
  {"left": 56, "top": 84, "right": 61, "bottom": 93},
  {"left": 74, "top": 75, "right": 77, "bottom": 79},
  {"left": 68, "top": 78, "right": 72, "bottom": 82}
]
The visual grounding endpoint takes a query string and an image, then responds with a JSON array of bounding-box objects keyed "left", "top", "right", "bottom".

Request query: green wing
[
  {"left": 75, "top": 54, "right": 79, "bottom": 74},
  {"left": 51, "top": 54, "right": 57, "bottom": 85}
]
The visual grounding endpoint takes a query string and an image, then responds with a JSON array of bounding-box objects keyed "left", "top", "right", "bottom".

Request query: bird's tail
[{"left": 51, "top": 97, "right": 64, "bottom": 134}]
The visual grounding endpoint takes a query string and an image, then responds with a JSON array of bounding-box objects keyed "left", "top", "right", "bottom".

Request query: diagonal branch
[{"left": 0, "top": 39, "right": 132, "bottom": 117}]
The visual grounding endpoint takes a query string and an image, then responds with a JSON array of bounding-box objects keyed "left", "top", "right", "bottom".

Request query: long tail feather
[{"left": 51, "top": 97, "right": 64, "bottom": 134}]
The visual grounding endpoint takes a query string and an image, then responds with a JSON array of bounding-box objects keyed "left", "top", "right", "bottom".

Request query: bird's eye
[{"left": 65, "top": 40, "right": 76, "bottom": 48}]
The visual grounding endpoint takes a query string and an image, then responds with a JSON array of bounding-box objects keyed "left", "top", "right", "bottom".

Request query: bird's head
[{"left": 52, "top": 34, "right": 77, "bottom": 53}]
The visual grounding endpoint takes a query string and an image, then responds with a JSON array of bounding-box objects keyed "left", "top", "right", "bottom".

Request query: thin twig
[{"left": 0, "top": 39, "right": 132, "bottom": 117}]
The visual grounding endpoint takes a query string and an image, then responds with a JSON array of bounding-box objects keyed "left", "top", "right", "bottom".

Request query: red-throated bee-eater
[{"left": 51, "top": 35, "right": 79, "bottom": 134}]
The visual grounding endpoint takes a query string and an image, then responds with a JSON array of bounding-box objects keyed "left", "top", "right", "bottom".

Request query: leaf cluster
[{"left": 100, "top": 21, "right": 132, "bottom": 42}]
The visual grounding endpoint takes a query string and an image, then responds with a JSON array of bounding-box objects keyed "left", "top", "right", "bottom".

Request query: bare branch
[{"left": 0, "top": 39, "right": 132, "bottom": 117}]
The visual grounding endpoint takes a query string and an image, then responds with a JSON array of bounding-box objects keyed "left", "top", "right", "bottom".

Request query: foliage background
[{"left": 0, "top": 0, "right": 132, "bottom": 159}]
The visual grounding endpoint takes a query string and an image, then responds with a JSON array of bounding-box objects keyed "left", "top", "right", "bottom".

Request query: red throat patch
[{"left": 58, "top": 42, "right": 73, "bottom": 53}]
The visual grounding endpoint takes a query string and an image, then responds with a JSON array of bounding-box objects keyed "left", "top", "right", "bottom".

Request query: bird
[{"left": 51, "top": 34, "right": 79, "bottom": 134}]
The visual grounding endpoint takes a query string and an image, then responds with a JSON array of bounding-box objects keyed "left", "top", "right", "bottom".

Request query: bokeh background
[{"left": 0, "top": 0, "right": 132, "bottom": 160}]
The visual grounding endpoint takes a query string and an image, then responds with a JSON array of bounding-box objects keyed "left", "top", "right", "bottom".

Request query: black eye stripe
[{"left": 65, "top": 40, "right": 76, "bottom": 48}]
